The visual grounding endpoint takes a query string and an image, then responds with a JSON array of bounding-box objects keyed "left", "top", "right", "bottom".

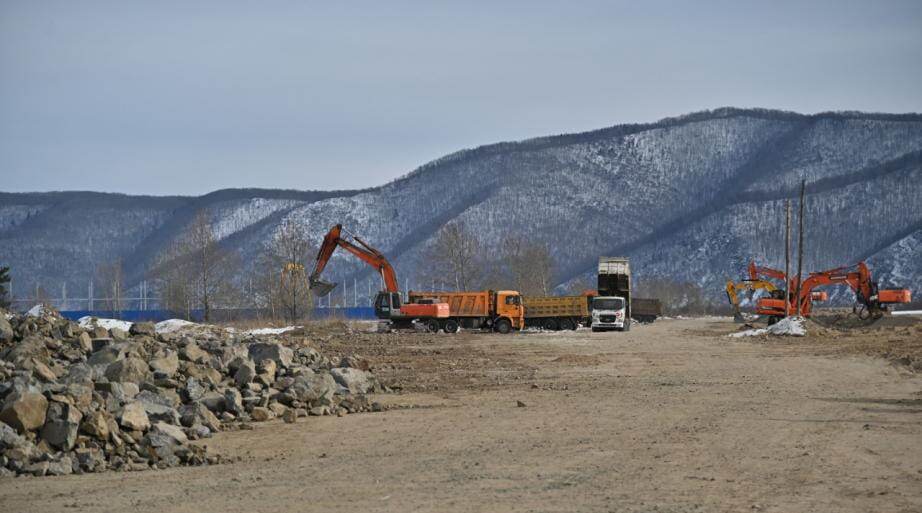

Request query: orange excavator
[
  {"left": 309, "top": 224, "right": 449, "bottom": 330},
  {"left": 754, "top": 260, "right": 910, "bottom": 322}
]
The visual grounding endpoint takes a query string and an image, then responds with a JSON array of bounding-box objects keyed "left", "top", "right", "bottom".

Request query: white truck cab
[{"left": 591, "top": 296, "right": 629, "bottom": 332}]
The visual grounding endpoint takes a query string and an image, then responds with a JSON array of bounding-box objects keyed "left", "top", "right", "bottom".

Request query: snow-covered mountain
[{"left": 2, "top": 108, "right": 921, "bottom": 308}]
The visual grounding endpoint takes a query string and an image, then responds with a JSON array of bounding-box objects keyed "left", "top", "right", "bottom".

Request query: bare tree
[
  {"left": 151, "top": 210, "right": 240, "bottom": 321},
  {"left": 96, "top": 258, "right": 125, "bottom": 317},
  {"left": 261, "top": 220, "right": 314, "bottom": 321},
  {"left": 423, "top": 221, "right": 482, "bottom": 290},
  {"left": 501, "top": 237, "right": 555, "bottom": 296}
]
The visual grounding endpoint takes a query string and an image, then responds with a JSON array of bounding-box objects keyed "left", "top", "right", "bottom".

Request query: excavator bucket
[{"left": 309, "top": 278, "right": 337, "bottom": 297}]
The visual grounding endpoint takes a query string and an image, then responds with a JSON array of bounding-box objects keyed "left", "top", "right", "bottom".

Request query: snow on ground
[
  {"left": 891, "top": 310, "right": 922, "bottom": 316},
  {"left": 154, "top": 319, "right": 198, "bottom": 333},
  {"left": 729, "top": 316, "right": 806, "bottom": 338},
  {"left": 78, "top": 316, "right": 134, "bottom": 332},
  {"left": 26, "top": 304, "right": 52, "bottom": 317},
  {"left": 243, "top": 326, "right": 301, "bottom": 336}
]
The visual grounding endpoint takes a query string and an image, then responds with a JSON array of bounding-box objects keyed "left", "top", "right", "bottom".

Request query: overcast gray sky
[{"left": 2, "top": 1, "right": 921, "bottom": 195}]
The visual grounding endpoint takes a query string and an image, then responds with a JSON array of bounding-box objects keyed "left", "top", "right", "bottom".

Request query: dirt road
[{"left": 2, "top": 318, "right": 921, "bottom": 512}]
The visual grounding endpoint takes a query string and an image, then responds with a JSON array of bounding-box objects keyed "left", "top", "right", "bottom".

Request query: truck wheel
[
  {"left": 425, "top": 320, "right": 441, "bottom": 333},
  {"left": 495, "top": 318, "right": 512, "bottom": 334},
  {"left": 542, "top": 318, "right": 559, "bottom": 331},
  {"left": 559, "top": 318, "right": 575, "bottom": 330},
  {"left": 442, "top": 319, "right": 459, "bottom": 334}
]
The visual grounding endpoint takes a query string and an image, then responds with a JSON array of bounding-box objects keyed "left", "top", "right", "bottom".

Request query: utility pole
[
  {"left": 784, "top": 200, "right": 792, "bottom": 317},
  {"left": 794, "top": 180, "right": 806, "bottom": 317}
]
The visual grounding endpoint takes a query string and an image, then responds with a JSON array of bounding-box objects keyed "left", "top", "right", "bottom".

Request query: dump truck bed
[
  {"left": 408, "top": 291, "right": 493, "bottom": 317},
  {"left": 522, "top": 295, "right": 590, "bottom": 319}
]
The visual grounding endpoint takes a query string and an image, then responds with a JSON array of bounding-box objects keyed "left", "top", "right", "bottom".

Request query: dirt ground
[{"left": 2, "top": 317, "right": 922, "bottom": 513}]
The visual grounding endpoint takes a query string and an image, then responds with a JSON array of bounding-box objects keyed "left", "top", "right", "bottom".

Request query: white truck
[
  {"left": 590, "top": 295, "right": 628, "bottom": 332},
  {"left": 593, "top": 257, "right": 632, "bottom": 332}
]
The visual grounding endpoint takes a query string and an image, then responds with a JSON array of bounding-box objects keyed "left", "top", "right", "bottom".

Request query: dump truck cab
[
  {"left": 590, "top": 296, "right": 628, "bottom": 332},
  {"left": 495, "top": 290, "right": 525, "bottom": 331}
]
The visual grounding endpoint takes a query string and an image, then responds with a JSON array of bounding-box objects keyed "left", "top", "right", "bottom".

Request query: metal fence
[{"left": 57, "top": 307, "right": 378, "bottom": 323}]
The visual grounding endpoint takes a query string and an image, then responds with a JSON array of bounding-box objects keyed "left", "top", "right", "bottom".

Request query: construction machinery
[
  {"left": 407, "top": 290, "right": 524, "bottom": 333},
  {"left": 754, "top": 261, "right": 910, "bottom": 322},
  {"left": 309, "top": 224, "right": 449, "bottom": 330},
  {"left": 725, "top": 279, "right": 782, "bottom": 322}
]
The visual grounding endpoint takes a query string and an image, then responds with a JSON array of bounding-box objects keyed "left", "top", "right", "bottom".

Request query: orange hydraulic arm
[
  {"left": 748, "top": 262, "right": 788, "bottom": 284},
  {"left": 309, "top": 224, "right": 399, "bottom": 295},
  {"left": 797, "top": 262, "right": 910, "bottom": 317}
]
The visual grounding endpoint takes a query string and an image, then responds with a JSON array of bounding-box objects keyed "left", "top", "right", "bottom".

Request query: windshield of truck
[{"left": 593, "top": 298, "right": 624, "bottom": 310}]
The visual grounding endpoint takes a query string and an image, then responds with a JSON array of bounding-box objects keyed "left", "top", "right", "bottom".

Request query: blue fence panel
[{"left": 60, "top": 307, "right": 378, "bottom": 323}]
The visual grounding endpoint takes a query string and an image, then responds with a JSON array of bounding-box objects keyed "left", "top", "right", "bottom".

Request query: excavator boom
[
  {"left": 309, "top": 224, "right": 399, "bottom": 296},
  {"left": 726, "top": 279, "right": 778, "bottom": 322}
]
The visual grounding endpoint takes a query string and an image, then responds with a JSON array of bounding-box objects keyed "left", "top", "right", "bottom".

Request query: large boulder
[
  {"left": 0, "top": 421, "right": 38, "bottom": 461},
  {"left": 129, "top": 322, "right": 156, "bottom": 337},
  {"left": 248, "top": 342, "right": 293, "bottom": 369},
  {"left": 223, "top": 388, "right": 244, "bottom": 416},
  {"left": 134, "top": 390, "right": 180, "bottom": 424},
  {"left": 74, "top": 332, "right": 93, "bottom": 352},
  {"left": 150, "top": 421, "right": 188, "bottom": 444},
  {"left": 118, "top": 401, "right": 150, "bottom": 432},
  {"left": 41, "top": 402, "right": 83, "bottom": 450},
  {"left": 87, "top": 345, "right": 123, "bottom": 366},
  {"left": 149, "top": 352, "right": 179, "bottom": 377},
  {"left": 105, "top": 357, "right": 151, "bottom": 383},
  {"left": 79, "top": 410, "right": 111, "bottom": 440},
  {"left": 0, "top": 392, "right": 48, "bottom": 432},
  {"left": 1, "top": 336, "right": 48, "bottom": 365},
  {"left": 330, "top": 367, "right": 377, "bottom": 394},
  {"left": 285, "top": 371, "right": 337, "bottom": 404},
  {"left": 0, "top": 315, "right": 13, "bottom": 343},
  {"left": 234, "top": 360, "right": 257, "bottom": 387},
  {"left": 178, "top": 402, "right": 221, "bottom": 431},
  {"left": 180, "top": 342, "right": 210, "bottom": 364}
]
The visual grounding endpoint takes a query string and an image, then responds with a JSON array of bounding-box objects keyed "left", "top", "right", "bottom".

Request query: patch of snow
[
  {"left": 729, "top": 316, "right": 806, "bottom": 338},
  {"left": 154, "top": 319, "right": 198, "bottom": 333},
  {"left": 244, "top": 326, "right": 301, "bottom": 336},
  {"left": 78, "top": 316, "right": 133, "bottom": 332},
  {"left": 891, "top": 310, "right": 922, "bottom": 316},
  {"left": 26, "top": 304, "right": 50, "bottom": 317}
]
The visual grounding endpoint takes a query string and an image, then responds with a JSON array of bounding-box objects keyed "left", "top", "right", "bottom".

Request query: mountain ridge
[{"left": 2, "top": 107, "right": 921, "bottom": 309}]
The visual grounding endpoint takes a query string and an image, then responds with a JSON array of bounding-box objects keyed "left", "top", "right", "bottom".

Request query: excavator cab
[{"left": 373, "top": 291, "right": 402, "bottom": 319}]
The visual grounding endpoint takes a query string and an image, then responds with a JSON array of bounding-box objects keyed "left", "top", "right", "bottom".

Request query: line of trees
[
  {"left": 145, "top": 211, "right": 316, "bottom": 322},
  {"left": 420, "top": 221, "right": 557, "bottom": 296}
]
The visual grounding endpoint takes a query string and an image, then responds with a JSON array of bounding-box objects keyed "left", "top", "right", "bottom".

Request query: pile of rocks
[{"left": 0, "top": 308, "right": 379, "bottom": 477}]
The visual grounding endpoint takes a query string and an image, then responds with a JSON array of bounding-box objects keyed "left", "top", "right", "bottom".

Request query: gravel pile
[{"left": 0, "top": 307, "right": 379, "bottom": 477}]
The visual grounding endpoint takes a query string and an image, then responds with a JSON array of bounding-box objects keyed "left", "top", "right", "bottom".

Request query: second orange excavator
[
  {"left": 309, "top": 224, "right": 449, "bottom": 330},
  {"left": 753, "top": 260, "right": 910, "bottom": 322}
]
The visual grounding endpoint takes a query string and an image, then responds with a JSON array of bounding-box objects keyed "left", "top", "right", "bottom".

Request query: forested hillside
[{"left": 2, "top": 108, "right": 920, "bottom": 309}]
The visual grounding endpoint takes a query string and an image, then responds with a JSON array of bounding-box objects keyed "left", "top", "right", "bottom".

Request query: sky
[{"left": 2, "top": 1, "right": 921, "bottom": 195}]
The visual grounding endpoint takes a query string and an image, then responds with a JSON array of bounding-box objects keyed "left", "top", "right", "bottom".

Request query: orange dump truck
[{"left": 407, "top": 290, "right": 524, "bottom": 334}]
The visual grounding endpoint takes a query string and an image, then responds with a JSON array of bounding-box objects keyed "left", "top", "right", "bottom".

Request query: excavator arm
[
  {"left": 798, "top": 262, "right": 910, "bottom": 318},
  {"left": 726, "top": 279, "right": 778, "bottom": 321},
  {"left": 309, "top": 224, "right": 399, "bottom": 296}
]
